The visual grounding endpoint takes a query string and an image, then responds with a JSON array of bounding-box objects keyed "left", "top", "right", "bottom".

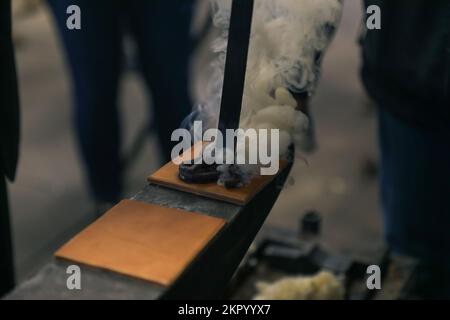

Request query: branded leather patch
[{"left": 148, "top": 143, "right": 286, "bottom": 205}]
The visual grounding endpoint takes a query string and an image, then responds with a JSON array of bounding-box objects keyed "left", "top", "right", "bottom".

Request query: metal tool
[
  {"left": 179, "top": 0, "right": 255, "bottom": 187},
  {"left": 218, "top": 0, "right": 254, "bottom": 135}
]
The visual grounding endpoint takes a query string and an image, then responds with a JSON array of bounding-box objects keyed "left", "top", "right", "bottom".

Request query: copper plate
[{"left": 55, "top": 200, "right": 226, "bottom": 286}]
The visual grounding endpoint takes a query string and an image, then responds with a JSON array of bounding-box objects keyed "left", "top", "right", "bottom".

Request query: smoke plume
[{"left": 186, "top": 0, "right": 343, "bottom": 184}]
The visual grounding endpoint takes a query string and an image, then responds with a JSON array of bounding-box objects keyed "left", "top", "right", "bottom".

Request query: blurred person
[
  {"left": 274, "top": 0, "right": 450, "bottom": 299},
  {"left": 303, "top": 0, "right": 450, "bottom": 298},
  {"left": 46, "top": 0, "right": 194, "bottom": 209},
  {"left": 360, "top": 0, "right": 450, "bottom": 298},
  {"left": 0, "top": 0, "right": 20, "bottom": 296}
]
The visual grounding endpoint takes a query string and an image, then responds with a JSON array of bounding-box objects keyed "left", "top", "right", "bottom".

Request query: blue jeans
[
  {"left": 378, "top": 109, "right": 450, "bottom": 269},
  {"left": 47, "top": 0, "right": 193, "bottom": 202}
]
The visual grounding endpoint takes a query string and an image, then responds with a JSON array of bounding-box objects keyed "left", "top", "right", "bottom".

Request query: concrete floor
[{"left": 9, "top": 0, "right": 382, "bottom": 282}]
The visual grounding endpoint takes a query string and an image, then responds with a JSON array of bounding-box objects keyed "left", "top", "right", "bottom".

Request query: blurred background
[{"left": 10, "top": 0, "right": 382, "bottom": 282}]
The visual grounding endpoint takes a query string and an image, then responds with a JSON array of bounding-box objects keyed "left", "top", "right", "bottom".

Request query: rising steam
[{"left": 188, "top": 0, "right": 343, "bottom": 184}]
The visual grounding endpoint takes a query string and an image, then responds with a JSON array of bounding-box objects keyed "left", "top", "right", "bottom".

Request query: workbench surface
[{"left": 5, "top": 163, "right": 290, "bottom": 300}]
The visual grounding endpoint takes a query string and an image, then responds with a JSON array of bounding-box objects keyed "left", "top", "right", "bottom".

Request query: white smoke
[
  {"left": 203, "top": 0, "right": 342, "bottom": 150},
  {"left": 188, "top": 0, "right": 343, "bottom": 184}
]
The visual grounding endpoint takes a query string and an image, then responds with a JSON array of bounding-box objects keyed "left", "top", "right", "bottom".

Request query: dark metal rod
[{"left": 218, "top": 0, "right": 254, "bottom": 136}]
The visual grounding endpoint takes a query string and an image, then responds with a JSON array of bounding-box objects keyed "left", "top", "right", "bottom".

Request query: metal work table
[{"left": 6, "top": 163, "right": 291, "bottom": 300}]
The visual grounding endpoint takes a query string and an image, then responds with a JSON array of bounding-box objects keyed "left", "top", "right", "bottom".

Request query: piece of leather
[
  {"left": 55, "top": 200, "right": 225, "bottom": 286},
  {"left": 148, "top": 143, "right": 287, "bottom": 205}
]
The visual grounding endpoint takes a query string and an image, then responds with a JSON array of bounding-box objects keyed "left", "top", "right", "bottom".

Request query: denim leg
[
  {"left": 47, "top": 0, "right": 123, "bottom": 202},
  {"left": 126, "top": 0, "right": 194, "bottom": 162},
  {"left": 378, "top": 109, "right": 450, "bottom": 269}
]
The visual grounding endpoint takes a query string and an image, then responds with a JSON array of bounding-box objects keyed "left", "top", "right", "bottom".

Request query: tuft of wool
[{"left": 253, "top": 271, "right": 344, "bottom": 300}]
